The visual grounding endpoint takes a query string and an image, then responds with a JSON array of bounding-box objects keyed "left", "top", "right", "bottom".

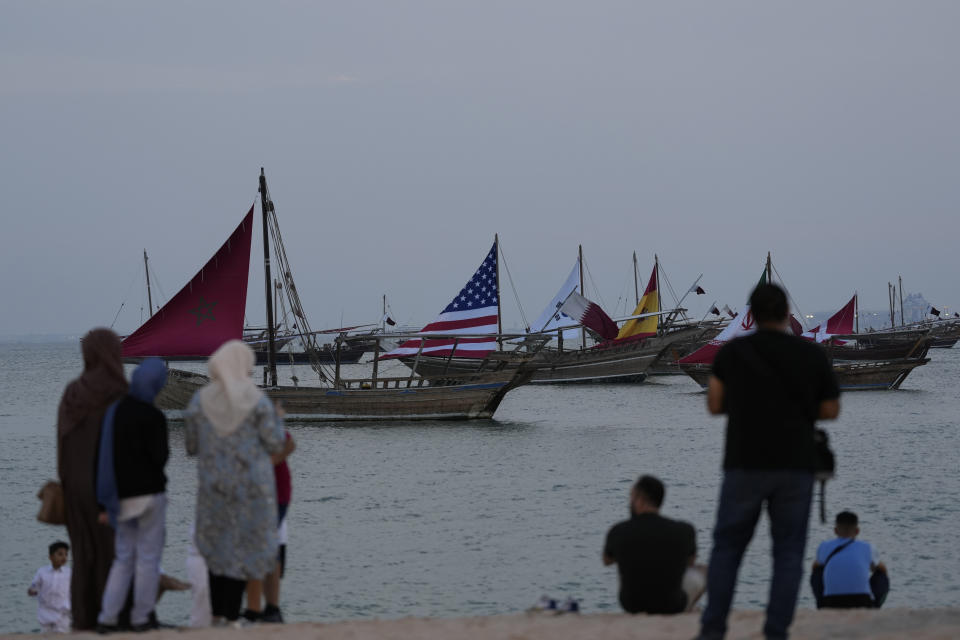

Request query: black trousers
[
  {"left": 821, "top": 593, "right": 875, "bottom": 609},
  {"left": 208, "top": 573, "right": 247, "bottom": 620}
]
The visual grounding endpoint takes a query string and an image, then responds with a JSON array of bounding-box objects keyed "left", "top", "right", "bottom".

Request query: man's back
[
  {"left": 712, "top": 330, "right": 839, "bottom": 470},
  {"left": 817, "top": 538, "right": 876, "bottom": 596},
  {"left": 604, "top": 513, "right": 696, "bottom": 614}
]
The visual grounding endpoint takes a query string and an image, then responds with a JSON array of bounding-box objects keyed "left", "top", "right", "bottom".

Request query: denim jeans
[
  {"left": 699, "top": 470, "right": 814, "bottom": 640},
  {"left": 98, "top": 493, "right": 167, "bottom": 626}
]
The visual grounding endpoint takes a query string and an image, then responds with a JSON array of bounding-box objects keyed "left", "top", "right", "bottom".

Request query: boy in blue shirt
[{"left": 813, "top": 511, "right": 889, "bottom": 608}]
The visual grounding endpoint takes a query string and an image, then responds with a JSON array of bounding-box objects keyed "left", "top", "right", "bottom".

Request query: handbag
[
  {"left": 37, "top": 480, "right": 66, "bottom": 525},
  {"left": 813, "top": 428, "right": 836, "bottom": 523}
]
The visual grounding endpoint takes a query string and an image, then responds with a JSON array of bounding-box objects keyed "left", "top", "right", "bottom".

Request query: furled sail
[{"left": 121, "top": 207, "right": 254, "bottom": 358}]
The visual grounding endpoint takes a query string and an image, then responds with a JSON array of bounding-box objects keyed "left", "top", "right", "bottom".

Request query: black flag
[{"left": 930, "top": 307, "right": 941, "bottom": 317}]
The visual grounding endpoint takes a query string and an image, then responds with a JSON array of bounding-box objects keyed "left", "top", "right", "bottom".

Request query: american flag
[{"left": 381, "top": 241, "right": 499, "bottom": 358}]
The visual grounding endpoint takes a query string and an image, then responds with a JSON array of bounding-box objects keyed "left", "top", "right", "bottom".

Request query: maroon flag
[
  {"left": 930, "top": 306, "right": 941, "bottom": 317},
  {"left": 710, "top": 306, "right": 720, "bottom": 316},
  {"left": 560, "top": 291, "right": 619, "bottom": 340},
  {"left": 695, "top": 286, "right": 705, "bottom": 295},
  {"left": 789, "top": 314, "right": 804, "bottom": 336},
  {"left": 825, "top": 294, "right": 856, "bottom": 334}
]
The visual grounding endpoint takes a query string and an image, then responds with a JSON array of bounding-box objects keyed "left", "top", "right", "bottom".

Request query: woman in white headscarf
[{"left": 184, "top": 340, "right": 285, "bottom": 624}]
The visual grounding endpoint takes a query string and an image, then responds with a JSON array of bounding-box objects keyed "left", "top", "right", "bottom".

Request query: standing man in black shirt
[
  {"left": 697, "top": 284, "right": 840, "bottom": 640},
  {"left": 603, "top": 475, "right": 703, "bottom": 614}
]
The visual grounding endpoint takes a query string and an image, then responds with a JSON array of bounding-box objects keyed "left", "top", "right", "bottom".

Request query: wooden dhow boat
[
  {"left": 678, "top": 357, "right": 931, "bottom": 391},
  {"left": 124, "top": 170, "right": 533, "bottom": 420},
  {"left": 387, "top": 251, "right": 711, "bottom": 384},
  {"left": 676, "top": 255, "right": 930, "bottom": 391}
]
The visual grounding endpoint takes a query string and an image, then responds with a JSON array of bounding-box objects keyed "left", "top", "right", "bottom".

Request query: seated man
[
  {"left": 603, "top": 475, "right": 705, "bottom": 614},
  {"left": 812, "top": 511, "right": 889, "bottom": 608}
]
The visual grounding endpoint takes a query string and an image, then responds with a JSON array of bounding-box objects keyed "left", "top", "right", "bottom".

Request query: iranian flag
[
  {"left": 678, "top": 269, "right": 768, "bottom": 365},
  {"left": 559, "top": 291, "right": 619, "bottom": 341}
]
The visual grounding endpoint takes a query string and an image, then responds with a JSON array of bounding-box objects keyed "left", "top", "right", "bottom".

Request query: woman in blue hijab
[{"left": 95, "top": 357, "right": 169, "bottom": 632}]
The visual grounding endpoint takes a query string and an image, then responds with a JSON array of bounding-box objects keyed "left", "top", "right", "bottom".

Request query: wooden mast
[
  {"left": 888, "top": 282, "right": 895, "bottom": 328},
  {"left": 495, "top": 234, "right": 502, "bottom": 351},
  {"left": 579, "top": 244, "right": 585, "bottom": 349},
  {"left": 259, "top": 168, "right": 278, "bottom": 388},
  {"left": 143, "top": 249, "right": 154, "bottom": 318},
  {"left": 632, "top": 251, "right": 639, "bottom": 307},
  {"left": 855, "top": 291, "right": 859, "bottom": 334},
  {"left": 655, "top": 254, "right": 662, "bottom": 335},
  {"left": 899, "top": 275, "right": 904, "bottom": 326},
  {"left": 765, "top": 252, "right": 772, "bottom": 283}
]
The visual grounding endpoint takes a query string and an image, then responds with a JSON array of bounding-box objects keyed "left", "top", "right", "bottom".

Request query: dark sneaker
[
  {"left": 95, "top": 623, "right": 120, "bottom": 634},
  {"left": 241, "top": 608, "right": 261, "bottom": 623},
  {"left": 131, "top": 620, "right": 157, "bottom": 632},
  {"left": 260, "top": 605, "right": 284, "bottom": 623}
]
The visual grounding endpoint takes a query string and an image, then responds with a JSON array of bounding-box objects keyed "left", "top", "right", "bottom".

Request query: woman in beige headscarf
[
  {"left": 184, "top": 340, "right": 285, "bottom": 624},
  {"left": 57, "top": 328, "right": 128, "bottom": 630}
]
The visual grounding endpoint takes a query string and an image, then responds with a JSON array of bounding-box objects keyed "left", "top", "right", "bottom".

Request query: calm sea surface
[{"left": 1, "top": 340, "right": 958, "bottom": 632}]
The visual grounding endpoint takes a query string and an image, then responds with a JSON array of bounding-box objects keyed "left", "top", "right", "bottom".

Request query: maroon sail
[{"left": 122, "top": 207, "right": 254, "bottom": 358}]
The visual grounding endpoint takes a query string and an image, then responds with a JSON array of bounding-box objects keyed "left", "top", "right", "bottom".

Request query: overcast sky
[{"left": 2, "top": 1, "right": 958, "bottom": 336}]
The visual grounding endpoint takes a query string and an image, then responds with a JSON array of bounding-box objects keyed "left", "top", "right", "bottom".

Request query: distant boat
[
  {"left": 676, "top": 254, "right": 930, "bottom": 391},
  {"left": 122, "top": 170, "right": 533, "bottom": 420},
  {"left": 387, "top": 251, "right": 708, "bottom": 384}
]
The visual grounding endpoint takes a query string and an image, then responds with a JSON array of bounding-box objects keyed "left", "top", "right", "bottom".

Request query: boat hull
[
  {"left": 254, "top": 343, "right": 366, "bottom": 366},
  {"left": 678, "top": 357, "right": 930, "bottom": 391},
  {"left": 399, "top": 326, "right": 705, "bottom": 385},
  {"left": 155, "top": 367, "right": 532, "bottom": 421}
]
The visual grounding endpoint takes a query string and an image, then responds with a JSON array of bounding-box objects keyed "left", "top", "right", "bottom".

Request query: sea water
[{"left": 1, "top": 340, "right": 958, "bottom": 631}]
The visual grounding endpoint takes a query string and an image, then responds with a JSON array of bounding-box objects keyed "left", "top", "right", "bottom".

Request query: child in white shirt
[{"left": 27, "top": 541, "right": 72, "bottom": 633}]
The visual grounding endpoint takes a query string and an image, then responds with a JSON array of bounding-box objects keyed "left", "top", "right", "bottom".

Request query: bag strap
[{"left": 822, "top": 539, "right": 855, "bottom": 569}]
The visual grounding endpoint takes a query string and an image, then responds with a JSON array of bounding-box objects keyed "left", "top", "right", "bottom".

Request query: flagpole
[
  {"left": 766, "top": 252, "right": 772, "bottom": 283},
  {"left": 579, "top": 244, "right": 585, "bottom": 350},
  {"left": 496, "top": 234, "right": 503, "bottom": 351},
  {"left": 633, "top": 251, "right": 639, "bottom": 307}
]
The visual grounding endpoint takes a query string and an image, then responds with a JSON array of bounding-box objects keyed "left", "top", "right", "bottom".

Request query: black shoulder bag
[
  {"left": 809, "top": 539, "right": 854, "bottom": 608},
  {"left": 736, "top": 339, "right": 836, "bottom": 524}
]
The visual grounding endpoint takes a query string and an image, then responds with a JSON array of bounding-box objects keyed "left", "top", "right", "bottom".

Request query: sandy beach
[{"left": 7, "top": 608, "right": 960, "bottom": 640}]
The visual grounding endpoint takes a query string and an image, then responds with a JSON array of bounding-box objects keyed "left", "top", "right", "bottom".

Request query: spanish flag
[{"left": 617, "top": 263, "right": 658, "bottom": 340}]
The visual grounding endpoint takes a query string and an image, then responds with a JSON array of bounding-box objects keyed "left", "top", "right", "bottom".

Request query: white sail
[{"left": 529, "top": 258, "right": 581, "bottom": 341}]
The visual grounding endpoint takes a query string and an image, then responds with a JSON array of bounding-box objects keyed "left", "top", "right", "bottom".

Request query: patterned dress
[{"left": 185, "top": 395, "right": 285, "bottom": 580}]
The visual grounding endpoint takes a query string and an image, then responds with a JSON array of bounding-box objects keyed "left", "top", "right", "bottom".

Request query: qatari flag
[
  {"left": 930, "top": 306, "right": 941, "bottom": 317},
  {"left": 381, "top": 240, "right": 499, "bottom": 359},
  {"left": 121, "top": 207, "right": 254, "bottom": 358},
  {"left": 560, "top": 291, "right": 619, "bottom": 341}
]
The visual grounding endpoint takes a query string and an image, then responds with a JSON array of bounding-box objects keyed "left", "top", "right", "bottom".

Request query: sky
[{"left": 1, "top": 1, "right": 958, "bottom": 336}]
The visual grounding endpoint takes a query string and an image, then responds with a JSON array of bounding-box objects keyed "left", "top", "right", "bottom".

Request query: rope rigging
[
  {"left": 497, "top": 238, "right": 530, "bottom": 331},
  {"left": 261, "top": 182, "right": 335, "bottom": 384}
]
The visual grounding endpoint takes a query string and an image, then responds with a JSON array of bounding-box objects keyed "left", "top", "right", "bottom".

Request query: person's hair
[
  {"left": 749, "top": 283, "right": 789, "bottom": 324},
  {"left": 49, "top": 541, "right": 69, "bottom": 556},
  {"left": 835, "top": 511, "right": 858, "bottom": 528},
  {"left": 633, "top": 475, "right": 665, "bottom": 508}
]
